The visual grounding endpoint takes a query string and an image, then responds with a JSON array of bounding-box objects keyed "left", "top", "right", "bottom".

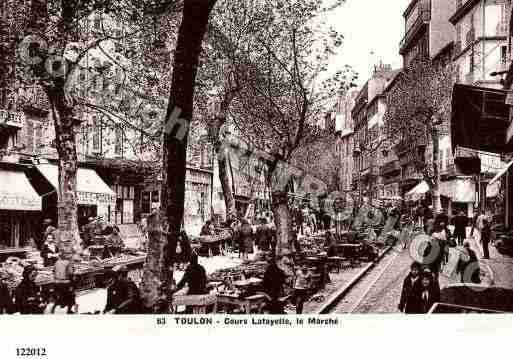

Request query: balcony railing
[{"left": 399, "top": 0, "right": 431, "bottom": 53}]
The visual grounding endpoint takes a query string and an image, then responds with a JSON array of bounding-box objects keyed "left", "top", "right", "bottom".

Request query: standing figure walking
[
  {"left": 480, "top": 219, "right": 491, "bottom": 259},
  {"left": 418, "top": 270, "right": 440, "bottom": 313},
  {"left": 474, "top": 211, "right": 487, "bottom": 242},
  {"left": 456, "top": 241, "right": 480, "bottom": 284},
  {"left": 398, "top": 262, "right": 422, "bottom": 314},
  {"left": 453, "top": 211, "right": 468, "bottom": 246}
]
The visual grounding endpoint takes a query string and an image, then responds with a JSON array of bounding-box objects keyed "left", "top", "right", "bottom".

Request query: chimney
[{"left": 373, "top": 61, "right": 392, "bottom": 77}]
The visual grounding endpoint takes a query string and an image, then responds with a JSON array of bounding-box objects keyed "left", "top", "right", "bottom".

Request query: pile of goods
[
  {"left": 492, "top": 223, "right": 513, "bottom": 256},
  {"left": 100, "top": 253, "right": 146, "bottom": 267},
  {"left": 25, "top": 249, "right": 43, "bottom": 267},
  {"left": 0, "top": 257, "right": 27, "bottom": 290},
  {"left": 35, "top": 268, "right": 54, "bottom": 285},
  {"left": 299, "top": 237, "right": 325, "bottom": 256},
  {"left": 217, "top": 228, "right": 233, "bottom": 241},
  {"left": 72, "top": 262, "right": 101, "bottom": 275},
  {"left": 208, "top": 261, "right": 268, "bottom": 282}
]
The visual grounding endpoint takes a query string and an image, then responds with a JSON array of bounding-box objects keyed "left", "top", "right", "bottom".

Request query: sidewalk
[{"left": 467, "top": 230, "right": 513, "bottom": 289}]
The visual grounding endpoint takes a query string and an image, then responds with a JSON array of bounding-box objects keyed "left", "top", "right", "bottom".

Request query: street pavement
[{"left": 333, "top": 226, "right": 512, "bottom": 314}]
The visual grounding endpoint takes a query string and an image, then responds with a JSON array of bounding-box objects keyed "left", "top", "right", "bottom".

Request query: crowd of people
[{"left": 398, "top": 204, "right": 495, "bottom": 314}]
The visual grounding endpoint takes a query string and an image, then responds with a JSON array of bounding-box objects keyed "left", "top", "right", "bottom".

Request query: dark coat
[
  {"left": 481, "top": 226, "right": 491, "bottom": 243},
  {"left": 105, "top": 278, "right": 141, "bottom": 314},
  {"left": 0, "top": 282, "right": 13, "bottom": 313},
  {"left": 236, "top": 224, "right": 254, "bottom": 254},
  {"left": 423, "top": 237, "right": 443, "bottom": 274},
  {"left": 418, "top": 284, "right": 440, "bottom": 313},
  {"left": 457, "top": 248, "right": 480, "bottom": 283},
  {"left": 453, "top": 215, "right": 468, "bottom": 237},
  {"left": 14, "top": 280, "right": 42, "bottom": 314},
  {"left": 255, "top": 225, "right": 272, "bottom": 251},
  {"left": 176, "top": 238, "right": 192, "bottom": 264},
  {"left": 435, "top": 213, "right": 449, "bottom": 227},
  {"left": 176, "top": 264, "right": 208, "bottom": 295},
  {"left": 399, "top": 274, "right": 423, "bottom": 314},
  {"left": 262, "top": 262, "right": 286, "bottom": 300}
]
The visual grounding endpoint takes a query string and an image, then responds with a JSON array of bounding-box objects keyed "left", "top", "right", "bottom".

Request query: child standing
[
  {"left": 53, "top": 254, "right": 77, "bottom": 314},
  {"left": 294, "top": 265, "right": 311, "bottom": 314}
]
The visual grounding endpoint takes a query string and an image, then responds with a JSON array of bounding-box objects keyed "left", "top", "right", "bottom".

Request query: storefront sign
[
  {"left": 77, "top": 191, "right": 116, "bottom": 205},
  {"left": 0, "top": 192, "right": 40, "bottom": 211}
]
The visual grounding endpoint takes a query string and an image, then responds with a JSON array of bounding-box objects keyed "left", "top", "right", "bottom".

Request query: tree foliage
[{"left": 382, "top": 56, "right": 455, "bottom": 199}]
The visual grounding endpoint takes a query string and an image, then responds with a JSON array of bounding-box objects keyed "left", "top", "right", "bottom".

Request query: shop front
[
  {"left": 439, "top": 178, "right": 476, "bottom": 218},
  {"left": 0, "top": 167, "right": 41, "bottom": 255},
  {"left": 33, "top": 163, "right": 116, "bottom": 227},
  {"left": 486, "top": 160, "right": 513, "bottom": 227}
]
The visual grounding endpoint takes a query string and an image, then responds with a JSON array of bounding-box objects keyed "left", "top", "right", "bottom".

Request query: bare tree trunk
[
  {"left": 140, "top": 0, "right": 217, "bottom": 309},
  {"left": 271, "top": 191, "right": 292, "bottom": 256},
  {"left": 212, "top": 118, "right": 237, "bottom": 222},
  {"left": 217, "top": 145, "right": 237, "bottom": 221},
  {"left": 46, "top": 86, "right": 81, "bottom": 257}
]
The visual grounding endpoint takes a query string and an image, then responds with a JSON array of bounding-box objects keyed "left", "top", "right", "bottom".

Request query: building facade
[
  {"left": 450, "top": 0, "right": 510, "bottom": 88},
  {"left": 334, "top": 90, "right": 358, "bottom": 193},
  {"left": 400, "top": 0, "right": 456, "bottom": 67},
  {"left": 352, "top": 64, "right": 399, "bottom": 201}
]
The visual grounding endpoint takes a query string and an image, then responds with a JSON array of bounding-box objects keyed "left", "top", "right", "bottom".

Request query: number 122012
[{"left": 16, "top": 348, "right": 46, "bottom": 356}]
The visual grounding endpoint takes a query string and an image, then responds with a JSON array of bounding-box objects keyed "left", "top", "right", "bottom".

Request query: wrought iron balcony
[{"left": 399, "top": 0, "right": 431, "bottom": 54}]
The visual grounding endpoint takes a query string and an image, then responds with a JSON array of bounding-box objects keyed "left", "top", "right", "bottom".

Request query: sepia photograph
[{"left": 0, "top": 0, "right": 513, "bottom": 327}]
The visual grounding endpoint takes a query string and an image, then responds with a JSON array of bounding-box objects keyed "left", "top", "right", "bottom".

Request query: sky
[{"left": 325, "top": 0, "right": 411, "bottom": 86}]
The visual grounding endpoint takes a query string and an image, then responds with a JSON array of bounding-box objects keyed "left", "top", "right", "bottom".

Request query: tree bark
[
  {"left": 140, "top": 0, "right": 217, "bottom": 309},
  {"left": 216, "top": 139, "right": 237, "bottom": 222},
  {"left": 271, "top": 191, "right": 292, "bottom": 256},
  {"left": 211, "top": 117, "right": 237, "bottom": 222},
  {"left": 46, "top": 85, "right": 81, "bottom": 257}
]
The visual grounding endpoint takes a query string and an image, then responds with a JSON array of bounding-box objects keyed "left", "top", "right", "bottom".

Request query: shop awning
[
  {"left": 0, "top": 169, "right": 41, "bottom": 211},
  {"left": 486, "top": 160, "right": 513, "bottom": 198},
  {"left": 488, "top": 160, "right": 513, "bottom": 186},
  {"left": 36, "top": 164, "right": 116, "bottom": 205},
  {"left": 440, "top": 178, "right": 476, "bottom": 203},
  {"left": 405, "top": 181, "right": 429, "bottom": 201},
  {"left": 451, "top": 84, "right": 511, "bottom": 154}
]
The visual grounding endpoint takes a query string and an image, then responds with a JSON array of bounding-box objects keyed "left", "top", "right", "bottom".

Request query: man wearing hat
[
  {"left": 104, "top": 265, "right": 141, "bottom": 314},
  {"left": 398, "top": 262, "right": 422, "bottom": 314},
  {"left": 418, "top": 268, "right": 440, "bottom": 313}
]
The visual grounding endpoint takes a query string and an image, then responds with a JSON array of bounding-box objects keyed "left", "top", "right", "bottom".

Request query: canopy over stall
[
  {"left": 405, "top": 181, "right": 429, "bottom": 202},
  {"left": 35, "top": 164, "right": 116, "bottom": 206},
  {"left": 486, "top": 160, "right": 513, "bottom": 198},
  {"left": 0, "top": 169, "right": 41, "bottom": 211},
  {"left": 451, "top": 84, "right": 511, "bottom": 154}
]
